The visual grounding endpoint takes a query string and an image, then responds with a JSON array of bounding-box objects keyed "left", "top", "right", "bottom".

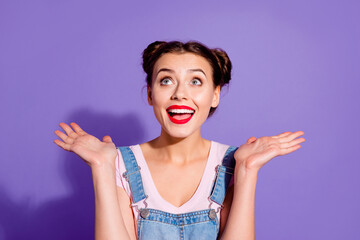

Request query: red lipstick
[{"left": 166, "top": 105, "right": 195, "bottom": 124}]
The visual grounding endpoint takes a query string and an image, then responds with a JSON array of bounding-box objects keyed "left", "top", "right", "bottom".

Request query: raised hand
[
  {"left": 53, "top": 122, "right": 117, "bottom": 169},
  {"left": 234, "top": 131, "right": 305, "bottom": 171}
]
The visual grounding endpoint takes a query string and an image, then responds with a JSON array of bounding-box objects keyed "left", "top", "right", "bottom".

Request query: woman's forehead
[{"left": 154, "top": 52, "right": 213, "bottom": 73}]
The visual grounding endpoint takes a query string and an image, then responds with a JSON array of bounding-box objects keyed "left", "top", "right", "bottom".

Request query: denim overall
[{"left": 118, "top": 145, "right": 238, "bottom": 240}]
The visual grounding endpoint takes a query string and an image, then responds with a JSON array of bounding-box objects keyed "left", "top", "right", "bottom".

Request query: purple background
[{"left": 1, "top": 0, "right": 359, "bottom": 239}]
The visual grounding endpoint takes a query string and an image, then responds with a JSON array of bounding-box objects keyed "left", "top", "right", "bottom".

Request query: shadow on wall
[{"left": 0, "top": 108, "right": 147, "bottom": 240}]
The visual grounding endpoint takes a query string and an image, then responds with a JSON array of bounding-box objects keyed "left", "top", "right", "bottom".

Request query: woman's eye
[
  {"left": 191, "top": 78, "right": 202, "bottom": 85},
  {"left": 160, "top": 78, "right": 172, "bottom": 85}
]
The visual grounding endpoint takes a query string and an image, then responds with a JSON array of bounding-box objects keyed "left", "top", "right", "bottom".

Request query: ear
[
  {"left": 147, "top": 85, "right": 153, "bottom": 106},
  {"left": 211, "top": 85, "right": 221, "bottom": 108}
]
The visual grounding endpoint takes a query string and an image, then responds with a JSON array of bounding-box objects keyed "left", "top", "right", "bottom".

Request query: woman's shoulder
[
  {"left": 211, "top": 140, "right": 235, "bottom": 150},
  {"left": 117, "top": 140, "right": 235, "bottom": 153},
  {"left": 116, "top": 143, "right": 143, "bottom": 157},
  {"left": 208, "top": 140, "right": 234, "bottom": 161}
]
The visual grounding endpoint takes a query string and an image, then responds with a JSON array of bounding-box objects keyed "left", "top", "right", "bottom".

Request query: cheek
[
  {"left": 151, "top": 91, "right": 169, "bottom": 113},
  {"left": 193, "top": 90, "right": 215, "bottom": 107}
]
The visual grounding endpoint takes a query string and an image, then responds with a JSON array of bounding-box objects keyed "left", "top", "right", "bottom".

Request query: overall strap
[
  {"left": 118, "top": 146, "right": 147, "bottom": 203},
  {"left": 209, "top": 146, "right": 238, "bottom": 207}
]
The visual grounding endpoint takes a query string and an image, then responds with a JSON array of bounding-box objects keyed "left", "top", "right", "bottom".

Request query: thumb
[
  {"left": 247, "top": 136, "right": 257, "bottom": 144},
  {"left": 102, "top": 135, "right": 113, "bottom": 143}
]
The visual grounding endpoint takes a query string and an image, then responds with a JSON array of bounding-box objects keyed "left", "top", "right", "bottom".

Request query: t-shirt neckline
[{"left": 135, "top": 140, "right": 215, "bottom": 212}]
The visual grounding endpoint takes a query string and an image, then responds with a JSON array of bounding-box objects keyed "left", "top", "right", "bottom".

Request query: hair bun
[
  {"left": 212, "top": 48, "right": 232, "bottom": 86},
  {"left": 142, "top": 41, "right": 166, "bottom": 74}
]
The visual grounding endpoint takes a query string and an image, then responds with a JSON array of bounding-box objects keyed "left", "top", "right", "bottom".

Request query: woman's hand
[
  {"left": 234, "top": 131, "right": 305, "bottom": 171},
  {"left": 54, "top": 122, "right": 117, "bottom": 169}
]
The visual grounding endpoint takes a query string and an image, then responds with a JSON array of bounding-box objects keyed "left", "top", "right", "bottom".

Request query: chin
[{"left": 162, "top": 127, "right": 197, "bottom": 139}]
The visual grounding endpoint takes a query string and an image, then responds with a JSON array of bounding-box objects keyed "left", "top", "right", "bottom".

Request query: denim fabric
[
  {"left": 209, "top": 146, "right": 238, "bottom": 206},
  {"left": 137, "top": 209, "right": 218, "bottom": 240},
  {"left": 118, "top": 145, "right": 238, "bottom": 240},
  {"left": 119, "top": 147, "right": 147, "bottom": 203}
]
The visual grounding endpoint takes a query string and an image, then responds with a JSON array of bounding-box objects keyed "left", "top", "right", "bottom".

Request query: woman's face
[{"left": 148, "top": 52, "right": 220, "bottom": 139}]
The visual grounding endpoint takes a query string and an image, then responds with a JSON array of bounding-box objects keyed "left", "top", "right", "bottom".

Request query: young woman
[{"left": 54, "top": 41, "right": 305, "bottom": 240}]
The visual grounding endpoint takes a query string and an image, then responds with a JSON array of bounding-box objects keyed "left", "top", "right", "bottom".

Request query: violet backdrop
[{"left": 0, "top": 0, "right": 359, "bottom": 239}]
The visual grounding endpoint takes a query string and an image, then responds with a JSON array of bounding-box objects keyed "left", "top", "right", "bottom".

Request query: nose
[{"left": 171, "top": 81, "right": 188, "bottom": 100}]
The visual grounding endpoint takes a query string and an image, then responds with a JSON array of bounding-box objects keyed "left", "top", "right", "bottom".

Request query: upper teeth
[{"left": 168, "top": 109, "right": 195, "bottom": 114}]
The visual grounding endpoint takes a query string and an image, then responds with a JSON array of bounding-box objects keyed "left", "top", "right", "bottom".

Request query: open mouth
[{"left": 166, "top": 106, "right": 195, "bottom": 124}]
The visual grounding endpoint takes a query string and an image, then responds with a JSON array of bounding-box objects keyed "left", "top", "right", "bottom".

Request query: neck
[{"left": 148, "top": 128, "right": 210, "bottom": 164}]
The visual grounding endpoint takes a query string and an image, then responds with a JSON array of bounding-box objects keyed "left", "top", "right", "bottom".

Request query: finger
[
  {"left": 278, "top": 144, "right": 302, "bottom": 156},
  {"left": 54, "top": 130, "right": 74, "bottom": 144},
  {"left": 59, "top": 122, "right": 77, "bottom": 138},
  {"left": 70, "top": 122, "right": 87, "bottom": 136},
  {"left": 102, "top": 135, "right": 113, "bottom": 143},
  {"left": 272, "top": 131, "right": 292, "bottom": 139},
  {"left": 278, "top": 131, "right": 305, "bottom": 143},
  {"left": 247, "top": 136, "right": 257, "bottom": 144},
  {"left": 53, "top": 139, "right": 71, "bottom": 151},
  {"left": 279, "top": 137, "right": 305, "bottom": 149}
]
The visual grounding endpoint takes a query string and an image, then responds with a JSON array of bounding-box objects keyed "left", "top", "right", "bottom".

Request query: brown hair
[{"left": 142, "top": 40, "right": 232, "bottom": 117}]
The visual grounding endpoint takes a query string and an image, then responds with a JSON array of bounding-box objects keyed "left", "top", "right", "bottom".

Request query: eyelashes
[
  {"left": 191, "top": 78, "right": 202, "bottom": 86},
  {"left": 160, "top": 77, "right": 172, "bottom": 85},
  {"left": 159, "top": 77, "right": 203, "bottom": 86}
]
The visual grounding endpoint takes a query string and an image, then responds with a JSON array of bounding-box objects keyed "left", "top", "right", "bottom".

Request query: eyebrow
[{"left": 156, "top": 68, "right": 207, "bottom": 77}]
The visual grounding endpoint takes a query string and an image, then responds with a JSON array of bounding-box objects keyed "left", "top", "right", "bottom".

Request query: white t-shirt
[{"left": 115, "top": 140, "right": 233, "bottom": 224}]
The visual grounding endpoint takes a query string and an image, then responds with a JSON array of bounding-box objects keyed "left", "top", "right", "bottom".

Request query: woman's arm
[
  {"left": 219, "top": 166, "right": 258, "bottom": 240},
  {"left": 116, "top": 186, "right": 137, "bottom": 240},
  {"left": 54, "top": 122, "right": 132, "bottom": 240},
  {"left": 92, "top": 164, "right": 132, "bottom": 240},
  {"left": 219, "top": 131, "right": 305, "bottom": 240}
]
